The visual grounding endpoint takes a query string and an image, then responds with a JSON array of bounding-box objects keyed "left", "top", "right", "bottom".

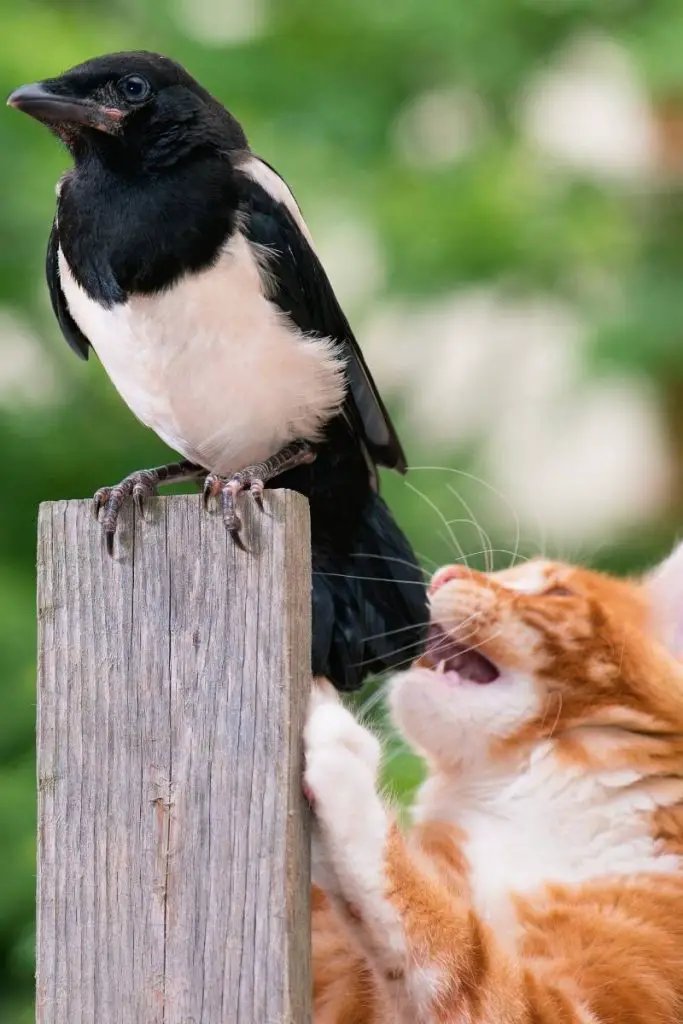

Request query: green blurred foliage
[{"left": 2, "top": 0, "right": 683, "bottom": 1016}]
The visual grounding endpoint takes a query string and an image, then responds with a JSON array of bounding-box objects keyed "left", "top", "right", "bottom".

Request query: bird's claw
[
  {"left": 202, "top": 472, "right": 223, "bottom": 510},
  {"left": 92, "top": 472, "right": 159, "bottom": 554},
  {"left": 91, "top": 461, "right": 202, "bottom": 555},
  {"left": 203, "top": 470, "right": 267, "bottom": 546},
  {"left": 92, "top": 445, "right": 314, "bottom": 554},
  {"left": 203, "top": 441, "right": 315, "bottom": 547},
  {"left": 250, "top": 478, "right": 265, "bottom": 510},
  {"left": 92, "top": 487, "right": 109, "bottom": 521}
]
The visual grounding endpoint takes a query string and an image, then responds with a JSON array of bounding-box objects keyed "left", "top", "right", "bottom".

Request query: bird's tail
[{"left": 312, "top": 491, "right": 429, "bottom": 692}]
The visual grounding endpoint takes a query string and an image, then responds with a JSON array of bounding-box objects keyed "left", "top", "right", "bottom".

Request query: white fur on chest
[
  {"left": 416, "top": 751, "right": 682, "bottom": 947},
  {"left": 57, "top": 233, "right": 345, "bottom": 475}
]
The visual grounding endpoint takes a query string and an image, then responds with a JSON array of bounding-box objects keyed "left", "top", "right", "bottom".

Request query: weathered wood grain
[{"left": 37, "top": 491, "right": 312, "bottom": 1024}]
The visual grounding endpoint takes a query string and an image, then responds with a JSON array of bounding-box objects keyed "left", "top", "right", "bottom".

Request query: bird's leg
[
  {"left": 203, "top": 439, "right": 316, "bottom": 546},
  {"left": 93, "top": 460, "right": 204, "bottom": 555}
]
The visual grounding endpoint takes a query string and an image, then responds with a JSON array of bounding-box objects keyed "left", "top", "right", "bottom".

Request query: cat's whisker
[
  {"left": 356, "top": 682, "right": 391, "bottom": 720},
  {"left": 360, "top": 619, "right": 434, "bottom": 644},
  {"left": 408, "top": 465, "right": 523, "bottom": 570},
  {"left": 438, "top": 546, "right": 532, "bottom": 568},
  {"left": 442, "top": 618, "right": 485, "bottom": 646},
  {"left": 357, "top": 648, "right": 427, "bottom": 676},
  {"left": 347, "top": 552, "right": 433, "bottom": 579},
  {"left": 413, "top": 549, "right": 442, "bottom": 573},
  {"left": 439, "top": 517, "right": 494, "bottom": 571},
  {"left": 313, "top": 571, "right": 428, "bottom": 587},
  {"left": 451, "top": 627, "right": 504, "bottom": 659},
  {"left": 354, "top": 622, "right": 488, "bottom": 676},
  {"left": 381, "top": 740, "right": 415, "bottom": 775},
  {"left": 541, "top": 691, "right": 564, "bottom": 741},
  {"left": 350, "top": 634, "right": 431, "bottom": 671},
  {"left": 444, "top": 487, "right": 495, "bottom": 573},
  {"left": 403, "top": 478, "right": 469, "bottom": 566}
]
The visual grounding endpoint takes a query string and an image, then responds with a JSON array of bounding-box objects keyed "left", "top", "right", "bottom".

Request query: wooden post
[{"left": 36, "top": 491, "right": 312, "bottom": 1024}]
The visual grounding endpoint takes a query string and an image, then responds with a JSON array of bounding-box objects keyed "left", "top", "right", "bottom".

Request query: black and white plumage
[{"left": 8, "top": 51, "right": 428, "bottom": 691}]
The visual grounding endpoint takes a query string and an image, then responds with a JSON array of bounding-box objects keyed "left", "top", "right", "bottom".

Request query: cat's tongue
[{"left": 417, "top": 624, "right": 499, "bottom": 684}]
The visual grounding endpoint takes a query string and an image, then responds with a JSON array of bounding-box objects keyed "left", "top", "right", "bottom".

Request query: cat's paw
[
  {"left": 305, "top": 680, "right": 386, "bottom": 894},
  {"left": 304, "top": 679, "right": 382, "bottom": 801}
]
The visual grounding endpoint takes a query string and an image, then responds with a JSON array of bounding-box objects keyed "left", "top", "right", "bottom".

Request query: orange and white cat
[{"left": 306, "top": 548, "right": 683, "bottom": 1022}]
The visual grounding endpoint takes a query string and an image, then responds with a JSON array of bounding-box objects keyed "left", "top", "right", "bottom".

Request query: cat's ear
[{"left": 646, "top": 541, "right": 683, "bottom": 656}]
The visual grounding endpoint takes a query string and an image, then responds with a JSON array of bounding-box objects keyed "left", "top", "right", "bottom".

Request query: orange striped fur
[{"left": 306, "top": 549, "right": 683, "bottom": 1022}]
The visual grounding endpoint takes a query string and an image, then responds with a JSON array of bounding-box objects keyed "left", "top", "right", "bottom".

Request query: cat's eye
[
  {"left": 545, "top": 585, "right": 573, "bottom": 598},
  {"left": 119, "top": 75, "right": 152, "bottom": 103}
]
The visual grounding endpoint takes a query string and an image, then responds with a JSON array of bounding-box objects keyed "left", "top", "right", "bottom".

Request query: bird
[{"left": 8, "top": 51, "right": 429, "bottom": 691}]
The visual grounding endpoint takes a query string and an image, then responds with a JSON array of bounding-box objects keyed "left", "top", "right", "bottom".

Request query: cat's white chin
[{"left": 388, "top": 664, "right": 542, "bottom": 771}]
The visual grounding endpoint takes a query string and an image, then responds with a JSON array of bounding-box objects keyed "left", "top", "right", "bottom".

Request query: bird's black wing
[
  {"left": 239, "top": 172, "right": 406, "bottom": 474},
  {"left": 46, "top": 220, "right": 90, "bottom": 361}
]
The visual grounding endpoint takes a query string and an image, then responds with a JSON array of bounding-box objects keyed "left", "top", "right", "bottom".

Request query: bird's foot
[
  {"left": 93, "top": 460, "right": 203, "bottom": 555},
  {"left": 202, "top": 439, "right": 316, "bottom": 547}
]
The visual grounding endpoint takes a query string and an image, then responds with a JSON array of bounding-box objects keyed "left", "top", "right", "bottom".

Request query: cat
[{"left": 305, "top": 548, "right": 683, "bottom": 1022}]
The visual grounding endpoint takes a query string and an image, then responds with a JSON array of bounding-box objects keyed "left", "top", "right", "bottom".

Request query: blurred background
[{"left": 2, "top": 0, "right": 683, "bottom": 1016}]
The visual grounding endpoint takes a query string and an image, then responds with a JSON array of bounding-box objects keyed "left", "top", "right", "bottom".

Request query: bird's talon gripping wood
[
  {"left": 91, "top": 461, "right": 203, "bottom": 554},
  {"left": 9, "top": 51, "right": 429, "bottom": 689},
  {"left": 105, "top": 526, "right": 116, "bottom": 558},
  {"left": 250, "top": 480, "right": 265, "bottom": 510},
  {"left": 133, "top": 482, "right": 150, "bottom": 519},
  {"left": 202, "top": 473, "right": 222, "bottom": 510},
  {"left": 91, "top": 489, "right": 107, "bottom": 521},
  {"left": 202, "top": 441, "right": 314, "bottom": 541},
  {"left": 95, "top": 477, "right": 148, "bottom": 555},
  {"left": 230, "top": 528, "right": 248, "bottom": 553},
  {"left": 220, "top": 480, "right": 243, "bottom": 534}
]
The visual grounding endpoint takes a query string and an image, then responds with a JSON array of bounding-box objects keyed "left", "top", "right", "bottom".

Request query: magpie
[{"left": 8, "top": 51, "right": 428, "bottom": 691}]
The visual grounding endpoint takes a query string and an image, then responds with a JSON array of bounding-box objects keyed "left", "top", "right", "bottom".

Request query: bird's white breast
[{"left": 57, "top": 233, "right": 346, "bottom": 475}]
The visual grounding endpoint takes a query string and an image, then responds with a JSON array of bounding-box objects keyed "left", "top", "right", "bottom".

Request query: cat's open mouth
[{"left": 416, "top": 624, "right": 500, "bottom": 684}]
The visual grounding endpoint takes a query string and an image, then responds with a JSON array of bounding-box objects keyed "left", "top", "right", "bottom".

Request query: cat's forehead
[
  {"left": 494, "top": 560, "right": 562, "bottom": 593},
  {"left": 494, "top": 560, "right": 645, "bottom": 618}
]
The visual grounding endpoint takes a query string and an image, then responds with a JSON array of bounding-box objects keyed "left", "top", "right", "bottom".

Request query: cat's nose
[{"left": 429, "top": 564, "right": 475, "bottom": 594}]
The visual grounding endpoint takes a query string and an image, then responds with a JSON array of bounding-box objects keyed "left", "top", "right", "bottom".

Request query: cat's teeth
[{"left": 437, "top": 661, "right": 446, "bottom": 674}]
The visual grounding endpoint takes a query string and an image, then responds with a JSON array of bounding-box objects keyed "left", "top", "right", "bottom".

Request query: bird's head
[{"left": 7, "top": 51, "right": 247, "bottom": 170}]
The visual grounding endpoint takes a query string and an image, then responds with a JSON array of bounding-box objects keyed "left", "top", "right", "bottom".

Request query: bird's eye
[
  {"left": 118, "top": 75, "right": 151, "bottom": 103},
  {"left": 545, "top": 585, "right": 573, "bottom": 598}
]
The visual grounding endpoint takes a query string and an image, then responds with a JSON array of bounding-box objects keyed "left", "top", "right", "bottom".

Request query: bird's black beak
[{"left": 7, "top": 82, "right": 124, "bottom": 134}]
